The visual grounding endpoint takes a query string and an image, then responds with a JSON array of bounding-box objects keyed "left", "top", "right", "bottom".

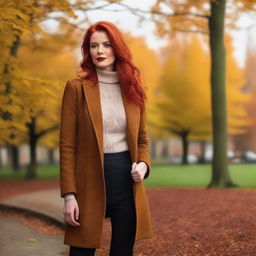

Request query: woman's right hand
[{"left": 63, "top": 194, "right": 80, "bottom": 227}]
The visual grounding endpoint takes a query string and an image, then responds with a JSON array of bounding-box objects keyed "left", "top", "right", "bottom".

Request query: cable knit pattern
[{"left": 96, "top": 67, "right": 129, "bottom": 153}]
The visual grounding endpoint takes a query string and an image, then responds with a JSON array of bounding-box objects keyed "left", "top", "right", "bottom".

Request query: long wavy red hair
[{"left": 78, "top": 21, "right": 147, "bottom": 108}]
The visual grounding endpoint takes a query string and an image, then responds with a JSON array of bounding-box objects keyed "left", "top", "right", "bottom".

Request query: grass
[
  {"left": 143, "top": 164, "right": 256, "bottom": 188},
  {"left": 0, "top": 164, "right": 60, "bottom": 179},
  {"left": 0, "top": 163, "right": 256, "bottom": 188}
]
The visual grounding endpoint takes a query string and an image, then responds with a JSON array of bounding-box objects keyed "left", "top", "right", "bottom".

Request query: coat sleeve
[
  {"left": 137, "top": 105, "right": 151, "bottom": 180},
  {"left": 59, "top": 80, "right": 78, "bottom": 198}
]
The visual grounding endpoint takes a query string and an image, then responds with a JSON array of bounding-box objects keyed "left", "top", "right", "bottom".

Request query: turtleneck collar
[{"left": 96, "top": 67, "right": 119, "bottom": 84}]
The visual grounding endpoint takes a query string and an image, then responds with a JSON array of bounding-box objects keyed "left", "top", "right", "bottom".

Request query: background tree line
[{"left": 0, "top": 0, "right": 256, "bottom": 188}]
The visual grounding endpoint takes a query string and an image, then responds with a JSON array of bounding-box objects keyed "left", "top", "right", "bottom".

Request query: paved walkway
[
  {"left": 0, "top": 189, "right": 113, "bottom": 256},
  {"left": 0, "top": 189, "right": 63, "bottom": 223},
  {"left": 0, "top": 189, "right": 69, "bottom": 256},
  {"left": 0, "top": 215, "right": 67, "bottom": 256}
]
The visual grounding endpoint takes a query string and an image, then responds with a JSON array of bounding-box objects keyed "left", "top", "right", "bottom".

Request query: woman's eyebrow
[{"left": 90, "top": 41, "right": 110, "bottom": 44}]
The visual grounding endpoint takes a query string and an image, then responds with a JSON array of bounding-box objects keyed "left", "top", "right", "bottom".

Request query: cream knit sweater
[{"left": 96, "top": 67, "right": 129, "bottom": 153}]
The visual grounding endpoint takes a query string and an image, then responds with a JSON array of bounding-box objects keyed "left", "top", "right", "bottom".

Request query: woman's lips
[{"left": 97, "top": 57, "right": 106, "bottom": 62}]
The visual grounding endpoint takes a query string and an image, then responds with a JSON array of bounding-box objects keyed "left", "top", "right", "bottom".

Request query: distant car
[
  {"left": 243, "top": 151, "right": 256, "bottom": 162},
  {"left": 188, "top": 154, "right": 199, "bottom": 164},
  {"left": 204, "top": 151, "right": 212, "bottom": 162},
  {"left": 171, "top": 155, "right": 182, "bottom": 164},
  {"left": 227, "top": 150, "right": 235, "bottom": 158}
]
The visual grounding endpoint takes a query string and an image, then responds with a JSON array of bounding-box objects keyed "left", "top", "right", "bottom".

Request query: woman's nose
[{"left": 98, "top": 45, "right": 104, "bottom": 54}]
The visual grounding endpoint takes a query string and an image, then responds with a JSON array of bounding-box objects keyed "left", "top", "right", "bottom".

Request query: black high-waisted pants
[{"left": 69, "top": 150, "right": 137, "bottom": 256}]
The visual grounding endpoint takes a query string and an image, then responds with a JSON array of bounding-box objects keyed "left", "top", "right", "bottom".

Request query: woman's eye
[{"left": 90, "top": 44, "right": 111, "bottom": 48}]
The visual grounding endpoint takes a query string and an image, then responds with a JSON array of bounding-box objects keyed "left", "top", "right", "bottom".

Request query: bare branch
[
  {"left": 114, "top": 2, "right": 210, "bottom": 20},
  {"left": 70, "top": 3, "right": 113, "bottom": 12},
  {"left": 37, "top": 124, "right": 59, "bottom": 139},
  {"left": 175, "top": 29, "right": 209, "bottom": 35},
  {"left": 154, "top": 11, "right": 210, "bottom": 19}
]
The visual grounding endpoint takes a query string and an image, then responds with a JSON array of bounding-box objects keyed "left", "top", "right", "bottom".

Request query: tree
[
  {"left": 17, "top": 28, "right": 79, "bottom": 178},
  {"left": 225, "top": 35, "right": 250, "bottom": 136},
  {"left": 148, "top": 0, "right": 256, "bottom": 187},
  {"left": 233, "top": 43, "right": 256, "bottom": 153},
  {"left": 152, "top": 35, "right": 212, "bottom": 164},
  {"left": 0, "top": 0, "right": 77, "bottom": 174},
  {"left": 152, "top": 36, "right": 211, "bottom": 164},
  {"left": 153, "top": 33, "right": 249, "bottom": 165}
]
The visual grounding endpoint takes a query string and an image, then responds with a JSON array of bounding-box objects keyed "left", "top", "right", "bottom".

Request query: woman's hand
[
  {"left": 131, "top": 161, "right": 147, "bottom": 182},
  {"left": 63, "top": 194, "right": 80, "bottom": 227}
]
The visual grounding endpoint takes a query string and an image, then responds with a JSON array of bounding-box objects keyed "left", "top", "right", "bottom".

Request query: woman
[{"left": 59, "top": 21, "right": 152, "bottom": 256}]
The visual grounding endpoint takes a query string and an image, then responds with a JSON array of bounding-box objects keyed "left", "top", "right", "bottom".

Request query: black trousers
[{"left": 69, "top": 150, "right": 137, "bottom": 256}]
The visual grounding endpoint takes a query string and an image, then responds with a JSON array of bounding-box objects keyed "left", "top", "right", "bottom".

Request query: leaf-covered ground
[{"left": 1, "top": 180, "right": 256, "bottom": 256}]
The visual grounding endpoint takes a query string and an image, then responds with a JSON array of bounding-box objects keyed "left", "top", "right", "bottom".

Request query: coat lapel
[{"left": 82, "top": 79, "right": 139, "bottom": 171}]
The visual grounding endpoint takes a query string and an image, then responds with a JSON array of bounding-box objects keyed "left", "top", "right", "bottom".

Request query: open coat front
[{"left": 59, "top": 77, "right": 153, "bottom": 248}]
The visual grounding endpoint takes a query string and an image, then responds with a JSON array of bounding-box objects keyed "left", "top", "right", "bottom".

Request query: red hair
[{"left": 78, "top": 21, "right": 147, "bottom": 108}]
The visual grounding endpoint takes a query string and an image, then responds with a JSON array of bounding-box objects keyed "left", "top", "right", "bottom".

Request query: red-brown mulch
[
  {"left": 1, "top": 180, "right": 256, "bottom": 255},
  {"left": 139, "top": 188, "right": 256, "bottom": 256}
]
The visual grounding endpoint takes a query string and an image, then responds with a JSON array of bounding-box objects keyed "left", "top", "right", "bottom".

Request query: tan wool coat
[{"left": 59, "top": 77, "right": 153, "bottom": 248}]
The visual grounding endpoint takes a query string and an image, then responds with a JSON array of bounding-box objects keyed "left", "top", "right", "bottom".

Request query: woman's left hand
[{"left": 131, "top": 161, "right": 147, "bottom": 182}]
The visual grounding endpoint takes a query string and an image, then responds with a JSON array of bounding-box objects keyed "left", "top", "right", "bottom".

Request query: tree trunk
[
  {"left": 26, "top": 117, "right": 37, "bottom": 179},
  {"left": 198, "top": 140, "right": 206, "bottom": 163},
  {"left": 11, "top": 145, "right": 20, "bottom": 171},
  {"left": 48, "top": 148, "right": 55, "bottom": 164},
  {"left": 162, "top": 139, "right": 169, "bottom": 158},
  {"left": 150, "top": 139, "right": 157, "bottom": 159},
  {"left": 6, "top": 144, "right": 20, "bottom": 169},
  {"left": 2, "top": 36, "right": 21, "bottom": 171},
  {"left": 181, "top": 131, "right": 189, "bottom": 164},
  {"left": 208, "top": 0, "right": 236, "bottom": 187}
]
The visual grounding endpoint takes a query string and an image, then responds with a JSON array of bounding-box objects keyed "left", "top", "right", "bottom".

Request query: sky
[{"left": 43, "top": 0, "right": 256, "bottom": 68}]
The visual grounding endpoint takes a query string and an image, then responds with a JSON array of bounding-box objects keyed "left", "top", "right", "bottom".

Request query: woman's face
[{"left": 89, "top": 31, "right": 116, "bottom": 71}]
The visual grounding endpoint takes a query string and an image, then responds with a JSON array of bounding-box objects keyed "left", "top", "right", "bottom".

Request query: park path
[{"left": 1, "top": 180, "right": 256, "bottom": 255}]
